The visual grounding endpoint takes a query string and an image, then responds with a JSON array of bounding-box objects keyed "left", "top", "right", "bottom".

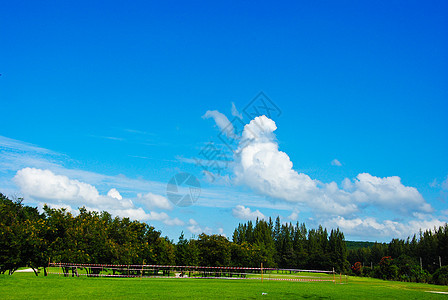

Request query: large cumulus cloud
[{"left": 232, "top": 115, "right": 432, "bottom": 217}]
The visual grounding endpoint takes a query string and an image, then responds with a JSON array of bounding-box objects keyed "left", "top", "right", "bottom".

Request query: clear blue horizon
[{"left": 1, "top": 1, "right": 447, "bottom": 242}]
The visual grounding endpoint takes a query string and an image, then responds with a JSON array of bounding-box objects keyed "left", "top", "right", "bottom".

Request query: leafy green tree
[
  {"left": 175, "top": 232, "right": 189, "bottom": 265},
  {"left": 329, "top": 228, "right": 348, "bottom": 272},
  {"left": 379, "top": 256, "right": 398, "bottom": 280},
  {"left": 153, "top": 237, "right": 175, "bottom": 265},
  {"left": 197, "top": 234, "right": 231, "bottom": 267},
  {"left": 278, "top": 224, "right": 294, "bottom": 268},
  {"left": 370, "top": 242, "right": 387, "bottom": 265},
  {"left": 388, "top": 238, "right": 405, "bottom": 258},
  {"left": 0, "top": 194, "right": 46, "bottom": 275},
  {"left": 418, "top": 229, "right": 438, "bottom": 273},
  {"left": 0, "top": 194, "right": 26, "bottom": 275},
  {"left": 21, "top": 217, "right": 49, "bottom": 275},
  {"left": 307, "top": 226, "right": 330, "bottom": 269},
  {"left": 436, "top": 224, "right": 448, "bottom": 268},
  {"left": 230, "top": 242, "right": 252, "bottom": 267},
  {"left": 293, "top": 222, "right": 308, "bottom": 268}
]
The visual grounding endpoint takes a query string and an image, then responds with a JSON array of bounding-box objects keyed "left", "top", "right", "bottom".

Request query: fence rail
[{"left": 48, "top": 262, "right": 336, "bottom": 282}]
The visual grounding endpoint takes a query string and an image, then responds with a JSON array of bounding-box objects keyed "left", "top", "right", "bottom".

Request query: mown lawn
[{"left": 1, "top": 271, "right": 448, "bottom": 299}]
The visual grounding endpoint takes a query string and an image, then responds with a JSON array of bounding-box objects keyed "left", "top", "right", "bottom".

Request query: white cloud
[
  {"left": 0, "top": 141, "right": 167, "bottom": 198},
  {"left": 164, "top": 217, "right": 185, "bottom": 226},
  {"left": 349, "top": 173, "right": 432, "bottom": 214},
  {"left": 14, "top": 167, "right": 101, "bottom": 204},
  {"left": 107, "top": 188, "right": 123, "bottom": 200},
  {"left": 38, "top": 202, "right": 77, "bottom": 215},
  {"left": 137, "top": 192, "right": 173, "bottom": 210},
  {"left": 110, "top": 207, "right": 152, "bottom": 221},
  {"left": 108, "top": 209, "right": 184, "bottom": 226},
  {"left": 233, "top": 116, "right": 356, "bottom": 215},
  {"left": 232, "top": 115, "right": 431, "bottom": 217},
  {"left": 188, "top": 219, "right": 201, "bottom": 234},
  {"left": 0, "top": 135, "right": 56, "bottom": 155},
  {"left": 0, "top": 135, "right": 170, "bottom": 200},
  {"left": 235, "top": 116, "right": 317, "bottom": 202},
  {"left": 288, "top": 210, "right": 299, "bottom": 220},
  {"left": 203, "top": 110, "right": 234, "bottom": 137},
  {"left": 13, "top": 167, "right": 183, "bottom": 226},
  {"left": 232, "top": 205, "right": 265, "bottom": 220},
  {"left": 342, "top": 178, "right": 353, "bottom": 190},
  {"left": 146, "top": 211, "right": 184, "bottom": 226},
  {"left": 217, "top": 228, "right": 227, "bottom": 238},
  {"left": 328, "top": 216, "right": 447, "bottom": 239},
  {"left": 231, "top": 102, "right": 243, "bottom": 119},
  {"left": 187, "top": 218, "right": 212, "bottom": 235},
  {"left": 331, "top": 159, "right": 342, "bottom": 166}
]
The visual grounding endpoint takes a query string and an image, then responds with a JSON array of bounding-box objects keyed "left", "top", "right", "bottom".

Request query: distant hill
[{"left": 345, "top": 241, "right": 375, "bottom": 250}]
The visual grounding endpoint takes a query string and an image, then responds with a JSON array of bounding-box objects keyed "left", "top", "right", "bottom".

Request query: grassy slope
[{"left": 1, "top": 272, "right": 448, "bottom": 299}]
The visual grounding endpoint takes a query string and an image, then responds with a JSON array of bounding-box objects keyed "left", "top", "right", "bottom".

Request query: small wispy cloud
[
  {"left": 122, "top": 128, "right": 154, "bottom": 135},
  {"left": 128, "top": 155, "right": 152, "bottom": 160},
  {"left": 89, "top": 135, "right": 125, "bottom": 142},
  {"left": 202, "top": 110, "right": 234, "bottom": 137},
  {"left": 429, "top": 178, "right": 439, "bottom": 188},
  {"left": 176, "top": 155, "right": 231, "bottom": 165},
  {"left": 288, "top": 209, "right": 299, "bottom": 220},
  {"left": 331, "top": 159, "right": 342, "bottom": 166},
  {"left": 187, "top": 218, "right": 212, "bottom": 235},
  {"left": 0, "top": 135, "right": 58, "bottom": 155},
  {"left": 231, "top": 102, "right": 243, "bottom": 119},
  {"left": 232, "top": 205, "right": 265, "bottom": 220}
]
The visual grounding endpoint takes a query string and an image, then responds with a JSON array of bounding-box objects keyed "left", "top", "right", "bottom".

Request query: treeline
[
  {"left": 1, "top": 193, "right": 447, "bottom": 284},
  {"left": 0, "top": 194, "right": 175, "bottom": 276},
  {"left": 0, "top": 194, "right": 347, "bottom": 275},
  {"left": 347, "top": 225, "right": 448, "bottom": 284},
  {"left": 231, "top": 218, "right": 348, "bottom": 272},
  {"left": 179, "top": 217, "right": 348, "bottom": 272}
]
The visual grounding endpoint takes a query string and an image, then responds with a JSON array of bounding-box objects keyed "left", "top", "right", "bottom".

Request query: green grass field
[{"left": 1, "top": 270, "right": 448, "bottom": 299}]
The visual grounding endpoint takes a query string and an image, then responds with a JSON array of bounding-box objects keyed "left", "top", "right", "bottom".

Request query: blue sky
[{"left": 1, "top": 1, "right": 447, "bottom": 242}]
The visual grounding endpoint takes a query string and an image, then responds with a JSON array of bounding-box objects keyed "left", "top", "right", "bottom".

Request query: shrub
[
  {"left": 361, "top": 266, "right": 373, "bottom": 277},
  {"left": 409, "top": 265, "right": 430, "bottom": 283},
  {"left": 432, "top": 266, "right": 448, "bottom": 285}
]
